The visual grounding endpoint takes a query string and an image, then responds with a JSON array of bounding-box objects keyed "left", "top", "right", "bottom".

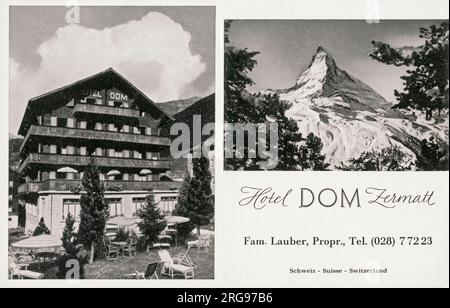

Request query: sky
[
  {"left": 227, "top": 19, "right": 446, "bottom": 101},
  {"left": 9, "top": 6, "right": 215, "bottom": 135}
]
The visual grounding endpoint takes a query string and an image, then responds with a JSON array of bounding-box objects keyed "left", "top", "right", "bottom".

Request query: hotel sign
[
  {"left": 108, "top": 90, "right": 128, "bottom": 102},
  {"left": 82, "top": 89, "right": 128, "bottom": 101}
]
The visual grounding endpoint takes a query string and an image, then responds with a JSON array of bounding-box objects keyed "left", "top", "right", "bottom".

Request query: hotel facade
[{"left": 17, "top": 69, "right": 182, "bottom": 236}]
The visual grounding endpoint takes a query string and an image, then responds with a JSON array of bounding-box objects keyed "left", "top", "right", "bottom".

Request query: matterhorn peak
[{"left": 291, "top": 46, "right": 337, "bottom": 96}]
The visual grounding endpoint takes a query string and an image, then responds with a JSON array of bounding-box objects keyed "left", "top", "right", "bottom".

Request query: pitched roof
[{"left": 18, "top": 68, "right": 174, "bottom": 135}]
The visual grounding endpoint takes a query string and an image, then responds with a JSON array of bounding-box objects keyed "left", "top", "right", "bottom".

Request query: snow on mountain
[{"left": 266, "top": 46, "right": 448, "bottom": 169}]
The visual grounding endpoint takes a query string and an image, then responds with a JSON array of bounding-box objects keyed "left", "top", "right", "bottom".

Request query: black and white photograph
[
  {"left": 1, "top": 0, "right": 448, "bottom": 292},
  {"left": 8, "top": 6, "right": 215, "bottom": 280},
  {"left": 224, "top": 20, "right": 449, "bottom": 171}
]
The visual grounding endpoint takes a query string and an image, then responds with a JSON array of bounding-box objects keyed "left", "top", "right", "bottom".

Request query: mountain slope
[
  {"left": 157, "top": 96, "right": 201, "bottom": 116},
  {"left": 266, "top": 47, "right": 448, "bottom": 169}
]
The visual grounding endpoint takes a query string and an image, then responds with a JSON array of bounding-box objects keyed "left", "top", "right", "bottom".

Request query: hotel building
[{"left": 17, "top": 68, "right": 181, "bottom": 235}]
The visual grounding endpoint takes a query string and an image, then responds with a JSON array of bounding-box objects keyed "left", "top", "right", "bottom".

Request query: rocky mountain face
[{"left": 264, "top": 47, "right": 448, "bottom": 169}]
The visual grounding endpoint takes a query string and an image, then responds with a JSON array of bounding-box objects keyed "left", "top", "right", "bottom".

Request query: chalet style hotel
[{"left": 18, "top": 68, "right": 182, "bottom": 236}]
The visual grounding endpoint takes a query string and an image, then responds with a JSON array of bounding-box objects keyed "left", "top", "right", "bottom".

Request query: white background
[{"left": 1, "top": 0, "right": 449, "bottom": 287}]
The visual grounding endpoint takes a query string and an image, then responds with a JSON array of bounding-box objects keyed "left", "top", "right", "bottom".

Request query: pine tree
[
  {"left": 173, "top": 173, "right": 196, "bottom": 238},
  {"left": 137, "top": 193, "right": 167, "bottom": 246},
  {"left": 78, "top": 157, "right": 109, "bottom": 264},
  {"left": 224, "top": 21, "right": 261, "bottom": 170},
  {"left": 61, "top": 213, "right": 77, "bottom": 256},
  {"left": 416, "top": 137, "right": 449, "bottom": 170},
  {"left": 370, "top": 22, "right": 449, "bottom": 118},
  {"left": 176, "top": 158, "right": 214, "bottom": 235},
  {"left": 33, "top": 217, "right": 51, "bottom": 236},
  {"left": 255, "top": 93, "right": 304, "bottom": 170},
  {"left": 303, "top": 133, "right": 329, "bottom": 171},
  {"left": 339, "top": 146, "right": 412, "bottom": 171}
]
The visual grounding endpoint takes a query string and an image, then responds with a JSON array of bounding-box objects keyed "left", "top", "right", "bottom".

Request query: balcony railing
[
  {"left": 73, "top": 103, "right": 140, "bottom": 118},
  {"left": 18, "top": 182, "right": 40, "bottom": 194},
  {"left": 18, "top": 153, "right": 171, "bottom": 174},
  {"left": 18, "top": 179, "right": 181, "bottom": 194},
  {"left": 20, "top": 125, "right": 171, "bottom": 154}
]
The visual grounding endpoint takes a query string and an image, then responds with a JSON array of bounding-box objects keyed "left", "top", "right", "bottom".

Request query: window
[
  {"left": 77, "top": 121, "right": 87, "bottom": 129},
  {"left": 67, "top": 118, "right": 75, "bottom": 128},
  {"left": 43, "top": 114, "right": 52, "bottom": 126},
  {"left": 107, "top": 198, "right": 123, "bottom": 217},
  {"left": 79, "top": 147, "right": 87, "bottom": 156},
  {"left": 63, "top": 199, "right": 80, "bottom": 220},
  {"left": 160, "top": 196, "right": 177, "bottom": 215},
  {"left": 132, "top": 197, "right": 146, "bottom": 216},
  {"left": 50, "top": 144, "right": 57, "bottom": 154},
  {"left": 50, "top": 116, "right": 58, "bottom": 127}
]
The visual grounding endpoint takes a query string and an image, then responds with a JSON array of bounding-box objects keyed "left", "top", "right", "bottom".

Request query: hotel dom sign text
[{"left": 83, "top": 89, "right": 129, "bottom": 101}]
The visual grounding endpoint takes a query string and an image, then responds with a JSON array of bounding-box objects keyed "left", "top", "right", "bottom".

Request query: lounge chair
[
  {"left": 158, "top": 250, "right": 195, "bottom": 279},
  {"left": 103, "top": 237, "right": 119, "bottom": 259},
  {"left": 123, "top": 262, "right": 159, "bottom": 279},
  {"left": 8, "top": 256, "right": 44, "bottom": 279}
]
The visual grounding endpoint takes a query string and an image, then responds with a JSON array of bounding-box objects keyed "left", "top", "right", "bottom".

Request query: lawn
[{"left": 84, "top": 240, "right": 214, "bottom": 279}]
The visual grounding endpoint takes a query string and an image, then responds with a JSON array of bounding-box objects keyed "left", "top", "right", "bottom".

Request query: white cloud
[{"left": 10, "top": 12, "right": 207, "bottom": 134}]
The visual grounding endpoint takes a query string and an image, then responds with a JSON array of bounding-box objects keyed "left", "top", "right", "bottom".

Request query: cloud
[{"left": 10, "top": 12, "right": 207, "bottom": 134}]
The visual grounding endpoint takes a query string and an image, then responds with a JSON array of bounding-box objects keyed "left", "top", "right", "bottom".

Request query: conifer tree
[
  {"left": 137, "top": 193, "right": 167, "bottom": 246},
  {"left": 173, "top": 173, "right": 196, "bottom": 237},
  {"left": 416, "top": 137, "right": 449, "bottom": 170},
  {"left": 33, "top": 217, "right": 51, "bottom": 236},
  {"left": 176, "top": 158, "right": 214, "bottom": 235},
  {"left": 370, "top": 21, "right": 449, "bottom": 118},
  {"left": 61, "top": 213, "right": 77, "bottom": 256},
  {"left": 78, "top": 157, "right": 109, "bottom": 264}
]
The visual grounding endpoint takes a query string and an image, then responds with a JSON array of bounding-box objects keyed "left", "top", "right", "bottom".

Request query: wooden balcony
[
  {"left": 20, "top": 125, "right": 171, "bottom": 154},
  {"left": 18, "top": 179, "right": 181, "bottom": 194},
  {"left": 18, "top": 182, "right": 40, "bottom": 194},
  {"left": 73, "top": 103, "right": 140, "bottom": 118},
  {"left": 18, "top": 153, "right": 171, "bottom": 174}
]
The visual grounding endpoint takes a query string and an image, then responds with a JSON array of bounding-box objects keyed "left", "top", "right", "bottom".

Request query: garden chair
[
  {"left": 187, "top": 234, "right": 211, "bottom": 250},
  {"left": 158, "top": 249, "right": 195, "bottom": 279},
  {"left": 8, "top": 256, "right": 44, "bottom": 279},
  {"left": 123, "top": 238, "right": 138, "bottom": 257},
  {"left": 103, "top": 237, "right": 119, "bottom": 260}
]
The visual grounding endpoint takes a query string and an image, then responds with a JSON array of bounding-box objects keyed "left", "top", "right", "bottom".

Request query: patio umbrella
[
  {"left": 107, "top": 217, "right": 142, "bottom": 237},
  {"left": 165, "top": 216, "right": 190, "bottom": 225},
  {"left": 57, "top": 166, "right": 78, "bottom": 173},
  {"left": 107, "top": 216, "right": 141, "bottom": 228},
  {"left": 139, "top": 169, "right": 152, "bottom": 175},
  {"left": 11, "top": 234, "right": 63, "bottom": 254},
  {"left": 107, "top": 170, "right": 121, "bottom": 176},
  {"left": 164, "top": 216, "right": 190, "bottom": 246}
]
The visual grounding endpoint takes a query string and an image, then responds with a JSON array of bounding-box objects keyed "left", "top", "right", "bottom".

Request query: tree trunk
[
  {"left": 197, "top": 225, "right": 201, "bottom": 236},
  {"left": 89, "top": 242, "right": 95, "bottom": 264}
]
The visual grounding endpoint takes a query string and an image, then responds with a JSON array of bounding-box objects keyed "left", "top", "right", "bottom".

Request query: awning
[
  {"left": 139, "top": 169, "right": 152, "bottom": 175},
  {"left": 11, "top": 235, "right": 63, "bottom": 253},
  {"left": 107, "top": 170, "right": 121, "bottom": 176},
  {"left": 57, "top": 166, "right": 78, "bottom": 173}
]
